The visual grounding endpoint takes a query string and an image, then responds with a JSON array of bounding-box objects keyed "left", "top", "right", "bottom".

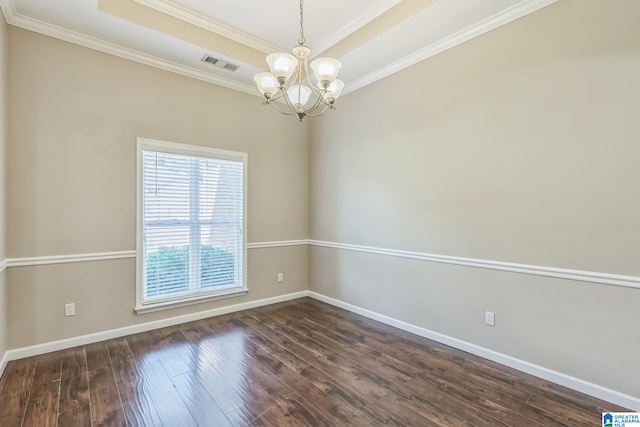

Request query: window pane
[{"left": 139, "top": 143, "right": 245, "bottom": 306}]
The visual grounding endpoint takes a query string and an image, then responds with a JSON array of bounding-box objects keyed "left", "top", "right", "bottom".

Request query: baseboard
[
  {"left": 0, "top": 350, "right": 8, "bottom": 381},
  {"left": 4, "top": 290, "right": 310, "bottom": 362},
  {"left": 5, "top": 289, "right": 638, "bottom": 411},
  {"left": 308, "top": 291, "right": 640, "bottom": 411}
]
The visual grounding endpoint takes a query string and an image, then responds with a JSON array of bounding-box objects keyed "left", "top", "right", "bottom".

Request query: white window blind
[{"left": 136, "top": 138, "right": 247, "bottom": 312}]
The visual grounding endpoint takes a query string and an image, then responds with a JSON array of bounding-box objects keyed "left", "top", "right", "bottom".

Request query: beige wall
[
  {"left": 3, "top": 0, "right": 640, "bottom": 403},
  {"left": 0, "top": 11, "right": 8, "bottom": 361},
  {"left": 7, "top": 246, "right": 308, "bottom": 348},
  {"left": 6, "top": 27, "right": 308, "bottom": 348},
  {"left": 310, "top": 0, "right": 640, "bottom": 397}
]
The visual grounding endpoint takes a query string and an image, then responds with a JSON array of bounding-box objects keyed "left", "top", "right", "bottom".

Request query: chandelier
[{"left": 253, "top": 0, "right": 344, "bottom": 122}]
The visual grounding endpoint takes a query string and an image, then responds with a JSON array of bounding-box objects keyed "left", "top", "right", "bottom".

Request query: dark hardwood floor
[{"left": 0, "top": 297, "right": 628, "bottom": 426}]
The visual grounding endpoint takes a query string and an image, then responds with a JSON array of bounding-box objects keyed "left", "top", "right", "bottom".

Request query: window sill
[{"left": 135, "top": 288, "right": 249, "bottom": 314}]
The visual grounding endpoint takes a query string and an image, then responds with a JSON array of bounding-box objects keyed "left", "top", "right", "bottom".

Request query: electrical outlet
[
  {"left": 277, "top": 272, "right": 284, "bottom": 282},
  {"left": 65, "top": 303, "right": 76, "bottom": 317},
  {"left": 485, "top": 311, "right": 495, "bottom": 326}
]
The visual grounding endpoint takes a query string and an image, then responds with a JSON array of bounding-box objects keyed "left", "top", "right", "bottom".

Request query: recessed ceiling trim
[
  {"left": 319, "top": 0, "right": 437, "bottom": 61},
  {"left": 134, "top": 0, "right": 282, "bottom": 54},
  {"left": 312, "top": 0, "right": 401, "bottom": 56},
  {"left": 1, "top": 5, "right": 258, "bottom": 96},
  {"left": 0, "top": 0, "right": 16, "bottom": 22},
  {"left": 1, "top": 0, "right": 560, "bottom": 99},
  {"left": 345, "top": 0, "right": 560, "bottom": 94}
]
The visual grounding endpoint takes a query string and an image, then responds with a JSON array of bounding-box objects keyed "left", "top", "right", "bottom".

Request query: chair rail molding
[
  {"left": 309, "top": 240, "right": 640, "bottom": 290},
  {"left": 4, "top": 240, "right": 638, "bottom": 290}
]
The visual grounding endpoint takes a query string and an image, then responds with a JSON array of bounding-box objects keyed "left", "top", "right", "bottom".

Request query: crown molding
[
  {"left": 0, "top": 0, "right": 560, "bottom": 99},
  {"left": 0, "top": 1, "right": 258, "bottom": 96},
  {"left": 134, "top": 0, "right": 282, "bottom": 54},
  {"left": 134, "top": 0, "right": 401, "bottom": 58},
  {"left": 0, "top": 0, "right": 16, "bottom": 22},
  {"left": 312, "top": 0, "right": 401, "bottom": 56},
  {"left": 345, "top": 0, "right": 559, "bottom": 94}
]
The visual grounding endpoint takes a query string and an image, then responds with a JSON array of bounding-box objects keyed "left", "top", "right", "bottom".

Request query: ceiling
[{"left": 0, "top": 0, "right": 558, "bottom": 97}]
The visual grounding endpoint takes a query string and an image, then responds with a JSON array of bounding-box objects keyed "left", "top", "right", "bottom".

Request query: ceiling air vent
[{"left": 201, "top": 55, "right": 239, "bottom": 71}]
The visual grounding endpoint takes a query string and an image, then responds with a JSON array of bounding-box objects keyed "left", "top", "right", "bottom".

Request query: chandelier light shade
[{"left": 254, "top": 0, "right": 344, "bottom": 122}]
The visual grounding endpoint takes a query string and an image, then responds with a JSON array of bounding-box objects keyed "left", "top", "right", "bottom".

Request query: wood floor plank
[
  {"left": 85, "top": 342, "right": 111, "bottom": 372},
  {"left": 124, "top": 333, "right": 155, "bottom": 360},
  {"left": 0, "top": 298, "right": 630, "bottom": 426},
  {"left": 111, "top": 357, "right": 165, "bottom": 427},
  {"left": 146, "top": 328, "right": 193, "bottom": 378},
  {"left": 191, "top": 342, "right": 282, "bottom": 423},
  {"left": 57, "top": 404, "right": 92, "bottom": 427},
  {"left": 104, "top": 337, "right": 135, "bottom": 368},
  {"left": 294, "top": 302, "right": 583, "bottom": 425},
  {"left": 21, "top": 351, "right": 63, "bottom": 427},
  {"left": 32, "top": 351, "right": 63, "bottom": 386},
  {"left": 171, "top": 371, "right": 233, "bottom": 427},
  {"left": 239, "top": 311, "right": 387, "bottom": 401},
  {"left": 297, "top": 298, "right": 617, "bottom": 425},
  {"left": 243, "top": 358, "right": 332, "bottom": 426},
  {"left": 59, "top": 347, "right": 90, "bottom": 418},
  {"left": 279, "top": 312, "right": 416, "bottom": 385},
  {"left": 249, "top": 404, "right": 303, "bottom": 427},
  {"left": 286, "top": 303, "right": 527, "bottom": 425},
  {"left": 194, "top": 317, "right": 338, "bottom": 425},
  {"left": 241, "top": 311, "right": 446, "bottom": 426},
  {"left": 87, "top": 366, "right": 127, "bottom": 426},
  {"left": 0, "top": 358, "right": 38, "bottom": 427},
  {"left": 126, "top": 332, "right": 198, "bottom": 427},
  {"left": 234, "top": 314, "right": 408, "bottom": 426},
  {"left": 297, "top": 299, "right": 538, "bottom": 399},
  {"left": 245, "top": 339, "right": 372, "bottom": 427},
  {"left": 525, "top": 391, "right": 604, "bottom": 426},
  {"left": 22, "top": 380, "right": 60, "bottom": 427}
]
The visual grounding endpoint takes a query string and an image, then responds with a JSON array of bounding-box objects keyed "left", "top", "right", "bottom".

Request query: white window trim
[{"left": 135, "top": 137, "right": 248, "bottom": 314}]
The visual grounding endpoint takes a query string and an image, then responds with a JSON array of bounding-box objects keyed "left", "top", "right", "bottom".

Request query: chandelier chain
[{"left": 298, "top": 0, "right": 305, "bottom": 45}]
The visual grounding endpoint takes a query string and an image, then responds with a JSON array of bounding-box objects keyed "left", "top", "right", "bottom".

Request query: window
[{"left": 136, "top": 138, "right": 247, "bottom": 313}]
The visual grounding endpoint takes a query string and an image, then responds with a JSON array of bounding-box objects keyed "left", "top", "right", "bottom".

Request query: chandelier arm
[
  {"left": 266, "top": 100, "right": 303, "bottom": 117},
  {"left": 304, "top": 104, "right": 333, "bottom": 117},
  {"left": 278, "top": 58, "right": 330, "bottom": 115},
  {"left": 301, "top": 55, "right": 324, "bottom": 97},
  {"left": 278, "top": 83, "right": 302, "bottom": 113},
  {"left": 265, "top": 96, "right": 331, "bottom": 118},
  {"left": 301, "top": 64, "right": 330, "bottom": 114},
  {"left": 279, "top": 79, "right": 327, "bottom": 115},
  {"left": 301, "top": 90, "right": 327, "bottom": 114},
  {"left": 267, "top": 90, "right": 284, "bottom": 102},
  {"left": 279, "top": 60, "right": 302, "bottom": 106}
]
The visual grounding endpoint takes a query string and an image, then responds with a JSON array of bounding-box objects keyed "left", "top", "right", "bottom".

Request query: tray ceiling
[{"left": 0, "top": 0, "right": 558, "bottom": 96}]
